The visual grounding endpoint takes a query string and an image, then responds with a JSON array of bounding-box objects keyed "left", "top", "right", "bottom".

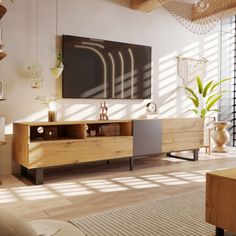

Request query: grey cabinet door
[{"left": 133, "top": 120, "right": 162, "bottom": 156}]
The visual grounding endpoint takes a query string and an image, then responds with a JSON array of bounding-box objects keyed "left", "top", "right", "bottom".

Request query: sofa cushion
[{"left": 0, "top": 208, "right": 38, "bottom": 236}]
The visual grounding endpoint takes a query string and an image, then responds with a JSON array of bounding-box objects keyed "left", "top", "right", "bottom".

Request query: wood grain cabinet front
[
  {"left": 13, "top": 120, "right": 133, "bottom": 184},
  {"left": 27, "top": 137, "right": 133, "bottom": 168},
  {"left": 13, "top": 118, "right": 203, "bottom": 184},
  {"left": 161, "top": 118, "right": 204, "bottom": 153}
]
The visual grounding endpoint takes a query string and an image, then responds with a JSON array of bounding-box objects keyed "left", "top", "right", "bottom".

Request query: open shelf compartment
[{"left": 30, "top": 124, "right": 86, "bottom": 142}]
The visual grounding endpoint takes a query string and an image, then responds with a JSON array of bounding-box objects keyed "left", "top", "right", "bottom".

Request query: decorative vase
[{"left": 212, "top": 121, "right": 230, "bottom": 153}]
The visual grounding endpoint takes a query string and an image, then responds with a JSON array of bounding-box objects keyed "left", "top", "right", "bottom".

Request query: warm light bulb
[
  {"left": 48, "top": 100, "right": 57, "bottom": 111},
  {"left": 195, "top": 0, "right": 209, "bottom": 13}
]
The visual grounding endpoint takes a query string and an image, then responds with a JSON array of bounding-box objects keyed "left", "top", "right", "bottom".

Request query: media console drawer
[{"left": 28, "top": 137, "right": 133, "bottom": 168}]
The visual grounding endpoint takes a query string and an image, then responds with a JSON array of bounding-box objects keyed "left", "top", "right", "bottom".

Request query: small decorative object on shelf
[
  {"left": 212, "top": 121, "right": 230, "bottom": 153},
  {"left": 139, "top": 102, "right": 158, "bottom": 119},
  {"left": 90, "top": 130, "right": 96, "bottom": 137},
  {"left": 99, "top": 101, "right": 108, "bottom": 120},
  {"left": 146, "top": 102, "right": 157, "bottom": 114},
  {"left": 35, "top": 95, "right": 59, "bottom": 122},
  {"left": 43, "top": 126, "right": 58, "bottom": 140},
  {"left": 47, "top": 99, "right": 57, "bottom": 122}
]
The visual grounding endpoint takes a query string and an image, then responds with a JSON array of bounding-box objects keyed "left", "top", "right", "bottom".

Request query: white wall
[{"left": 0, "top": 0, "right": 220, "bottom": 175}]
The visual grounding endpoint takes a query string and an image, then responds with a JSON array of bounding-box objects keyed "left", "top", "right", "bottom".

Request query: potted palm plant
[
  {"left": 183, "top": 76, "right": 231, "bottom": 119},
  {"left": 183, "top": 76, "right": 231, "bottom": 153}
]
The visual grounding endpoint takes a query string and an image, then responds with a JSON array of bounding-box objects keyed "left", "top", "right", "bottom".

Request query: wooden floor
[{"left": 1, "top": 148, "right": 236, "bottom": 222}]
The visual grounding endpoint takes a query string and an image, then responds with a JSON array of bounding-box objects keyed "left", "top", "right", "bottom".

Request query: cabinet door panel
[{"left": 133, "top": 120, "right": 162, "bottom": 156}]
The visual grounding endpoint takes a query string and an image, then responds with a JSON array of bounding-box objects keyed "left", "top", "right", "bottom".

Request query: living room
[{"left": 0, "top": 0, "right": 235, "bottom": 235}]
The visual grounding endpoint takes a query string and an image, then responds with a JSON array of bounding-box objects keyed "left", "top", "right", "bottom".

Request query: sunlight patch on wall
[
  {"left": 61, "top": 104, "right": 97, "bottom": 120},
  {"left": 108, "top": 104, "right": 127, "bottom": 119},
  {"left": 158, "top": 52, "right": 178, "bottom": 117},
  {"left": 130, "top": 101, "right": 149, "bottom": 118},
  {"left": 204, "top": 33, "right": 219, "bottom": 82},
  {"left": 182, "top": 42, "right": 199, "bottom": 57}
]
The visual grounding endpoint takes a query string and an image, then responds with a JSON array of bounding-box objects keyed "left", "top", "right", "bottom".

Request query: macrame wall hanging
[
  {"left": 177, "top": 56, "right": 208, "bottom": 85},
  {"left": 159, "top": 0, "right": 234, "bottom": 34}
]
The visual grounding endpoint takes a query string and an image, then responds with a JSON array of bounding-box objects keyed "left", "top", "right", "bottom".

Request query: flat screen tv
[{"left": 62, "top": 35, "right": 152, "bottom": 99}]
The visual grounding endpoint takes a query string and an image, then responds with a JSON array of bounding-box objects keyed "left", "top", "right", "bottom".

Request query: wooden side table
[{"left": 206, "top": 168, "right": 236, "bottom": 236}]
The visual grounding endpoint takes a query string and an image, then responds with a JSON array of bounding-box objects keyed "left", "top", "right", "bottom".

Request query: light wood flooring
[{"left": 1, "top": 148, "right": 236, "bottom": 222}]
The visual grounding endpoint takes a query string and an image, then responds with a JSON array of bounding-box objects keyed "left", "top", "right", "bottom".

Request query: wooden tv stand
[
  {"left": 13, "top": 118, "right": 203, "bottom": 184},
  {"left": 13, "top": 120, "right": 133, "bottom": 184}
]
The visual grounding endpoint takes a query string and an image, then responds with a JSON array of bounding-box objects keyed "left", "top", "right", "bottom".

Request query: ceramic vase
[{"left": 212, "top": 121, "right": 230, "bottom": 153}]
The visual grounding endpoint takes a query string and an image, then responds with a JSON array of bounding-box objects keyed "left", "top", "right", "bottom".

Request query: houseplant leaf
[
  {"left": 183, "top": 87, "right": 198, "bottom": 100},
  {"left": 196, "top": 76, "right": 203, "bottom": 94},
  {"left": 206, "top": 91, "right": 228, "bottom": 105},
  {"left": 188, "top": 96, "right": 199, "bottom": 108},
  {"left": 210, "top": 78, "right": 231, "bottom": 93},
  {"left": 209, "top": 109, "right": 221, "bottom": 113},
  {"left": 206, "top": 95, "right": 222, "bottom": 111},
  {"left": 188, "top": 109, "right": 198, "bottom": 115},
  {"left": 202, "top": 80, "right": 213, "bottom": 97}
]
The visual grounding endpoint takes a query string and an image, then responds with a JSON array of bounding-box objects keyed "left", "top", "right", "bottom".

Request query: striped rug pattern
[{"left": 71, "top": 190, "right": 217, "bottom": 236}]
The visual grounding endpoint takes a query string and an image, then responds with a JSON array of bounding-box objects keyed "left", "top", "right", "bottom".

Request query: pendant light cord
[{"left": 35, "top": 0, "right": 38, "bottom": 71}]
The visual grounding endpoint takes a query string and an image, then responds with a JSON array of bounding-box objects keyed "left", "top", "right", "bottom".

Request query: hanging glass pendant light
[
  {"left": 195, "top": 0, "right": 209, "bottom": 13},
  {"left": 159, "top": 0, "right": 232, "bottom": 35}
]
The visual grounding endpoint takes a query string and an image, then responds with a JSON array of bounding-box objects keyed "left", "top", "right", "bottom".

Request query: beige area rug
[{"left": 71, "top": 190, "right": 220, "bottom": 236}]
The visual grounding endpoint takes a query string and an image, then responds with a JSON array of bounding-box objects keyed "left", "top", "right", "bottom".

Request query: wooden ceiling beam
[
  {"left": 192, "top": 0, "right": 236, "bottom": 21},
  {"left": 131, "top": 0, "right": 168, "bottom": 12}
]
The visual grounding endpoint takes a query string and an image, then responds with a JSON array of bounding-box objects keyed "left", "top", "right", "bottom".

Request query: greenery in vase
[
  {"left": 183, "top": 76, "right": 231, "bottom": 119},
  {"left": 55, "top": 53, "right": 63, "bottom": 68}
]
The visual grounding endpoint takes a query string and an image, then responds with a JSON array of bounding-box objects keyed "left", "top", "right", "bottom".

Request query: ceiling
[{"left": 130, "top": 0, "right": 236, "bottom": 20}]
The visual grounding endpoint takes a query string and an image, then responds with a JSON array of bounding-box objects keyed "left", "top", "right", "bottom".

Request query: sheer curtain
[{"left": 219, "top": 16, "right": 235, "bottom": 146}]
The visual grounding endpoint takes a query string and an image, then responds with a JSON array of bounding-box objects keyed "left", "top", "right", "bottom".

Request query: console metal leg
[
  {"left": 21, "top": 166, "right": 28, "bottom": 177},
  {"left": 20, "top": 166, "right": 44, "bottom": 185},
  {"left": 167, "top": 149, "right": 199, "bottom": 161},
  {"left": 193, "top": 149, "right": 199, "bottom": 161},
  {"left": 35, "top": 168, "right": 44, "bottom": 185},
  {"left": 216, "top": 227, "right": 224, "bottom": 236},
  {"left": 129, "top": 157, "right": 134, "bottom": 171}
]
